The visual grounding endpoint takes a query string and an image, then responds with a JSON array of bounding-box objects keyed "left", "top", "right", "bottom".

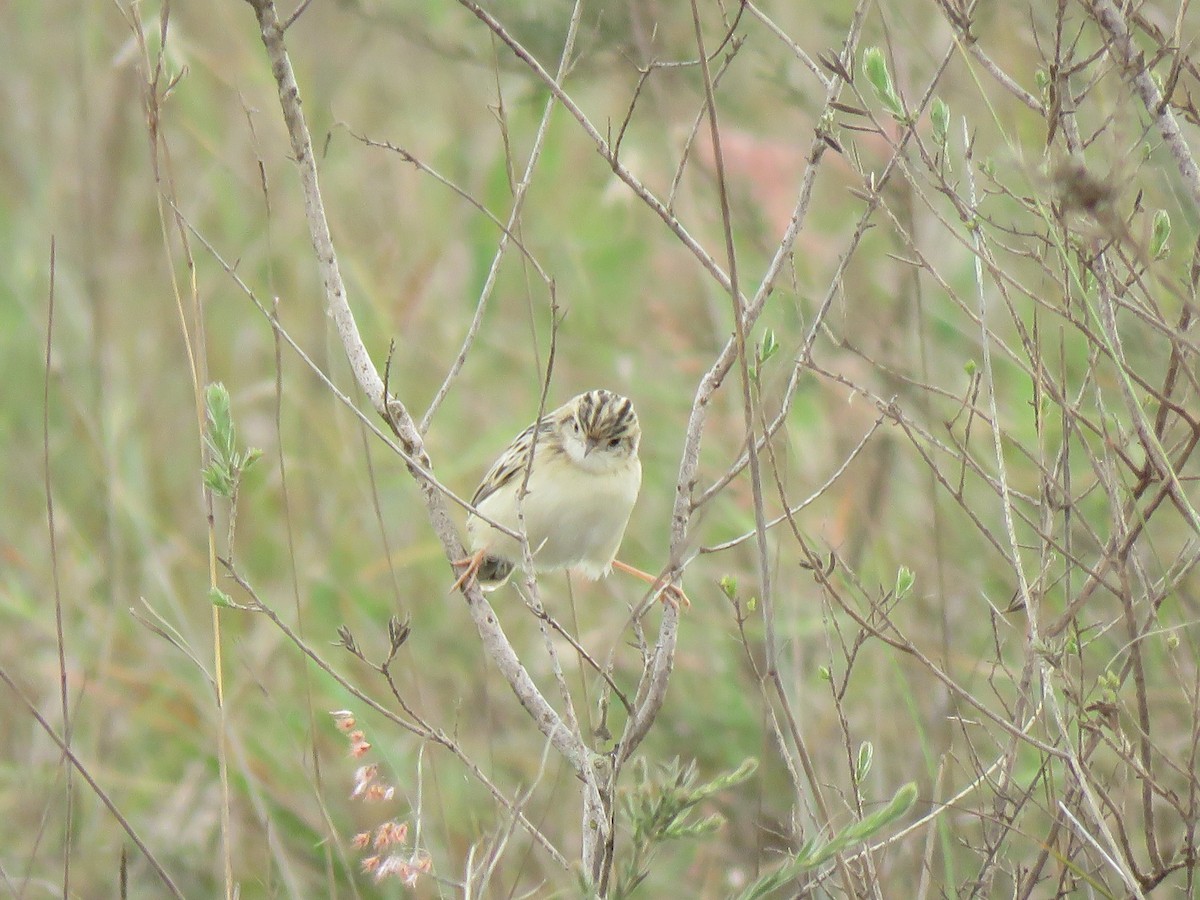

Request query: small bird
[{"left": 452, "top": 389, "right": 686, "bottom": 606}]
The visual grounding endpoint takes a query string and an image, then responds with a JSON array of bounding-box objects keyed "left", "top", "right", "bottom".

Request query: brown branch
[
  {"left": 1084, "top": 0, "right": 1200, "bottom": 213},
  {"left": 241, "top": 0, "right": 593, "bottom": 781}
]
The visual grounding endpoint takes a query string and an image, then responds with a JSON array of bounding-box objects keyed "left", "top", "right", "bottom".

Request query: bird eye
[
  {"left": 571, "top": 420, "right": 581, "bottom": 433},
  {"left": 608, "top": 437, "right": 621, "bottom": 448}
]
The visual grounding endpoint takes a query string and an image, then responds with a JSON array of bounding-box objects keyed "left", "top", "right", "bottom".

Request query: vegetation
[{"left": 3, "top": 0, "right": 1199, "bottom": 895}]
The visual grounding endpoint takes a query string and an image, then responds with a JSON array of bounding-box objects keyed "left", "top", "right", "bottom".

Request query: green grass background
[{"left": 3, "top": 0, "right": 1198, "bottom": 896}]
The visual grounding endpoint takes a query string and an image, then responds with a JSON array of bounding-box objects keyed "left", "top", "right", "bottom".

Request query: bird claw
[
  {"left": 449, "top": 549, "right": 486, "bottom": 595},
  {"left": 611, "top": 559, "right": 690, "bottom": 610},
  {"left": 659, "top": 583, "right": 691, "bottom": 609}
]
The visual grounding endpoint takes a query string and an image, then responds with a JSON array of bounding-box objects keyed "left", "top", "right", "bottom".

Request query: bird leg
[
  {"left": 611, "top": 559, "right": 690, "bottom": 608},
  {"left": 449, "top": 548, "right": 487, "bottom": 595}
]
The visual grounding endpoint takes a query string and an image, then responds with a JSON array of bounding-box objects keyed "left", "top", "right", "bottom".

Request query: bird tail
[{"left": 477, "top": 555, "right": 514, "bottom": 588}]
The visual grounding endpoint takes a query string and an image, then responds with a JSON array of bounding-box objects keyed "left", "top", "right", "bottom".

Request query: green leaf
[
  {"left": 894, "top": 566, "right": 915, "bottom": 599},
  {"left": 696, "top": 757, "right": 758, "bottom": 798},
  {"left": 1151, "top": 209, "right": 1171, "bottom": 258},
  {"left": 855, "top": 741, "right": 873, "bottom": 783},
  {"left": 617, "top": 755, "right": 758, "bottom": 896},
  {"left": 737, "top": 839, "right": 820, "bottom": 899},
  {"left": 806, "top": 781, "right": 918, "bottom": 866},
  {"left": 202, "top": 381, "right": 260, "bottom": 503},
  {"left": 930, "top": 97, "right": 949, "bottom": 147},
  {"left": 203, "top": 463, "right": 234, "bottom": 499},
  {"left": 209, "top": 587, "right": 235, "bottom": 607},
  {"left": 205, "top": 382, "right": 236, "bottom": 460},
  {"left": 733, "top": 782, "right": 918, "bottom": 899},
  {"left": 863, "top": 47, "right": 906, "bottom": 121},
  {"left": 663, "top": 813, "right": 723, "bottom": 839},
  {"left": 759, "top": 328, "right": 779, "bottom": 364},
  {"left": 206, "top": 381, "right": 231, "bottom": 428},
  {"left": 719, "top": 575, "right": 738, "bottom": 600}
]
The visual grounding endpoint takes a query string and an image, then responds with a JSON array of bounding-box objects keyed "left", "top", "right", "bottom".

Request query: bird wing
[{"left": 471, "top": 418, "right": 554, "bottom": 506}]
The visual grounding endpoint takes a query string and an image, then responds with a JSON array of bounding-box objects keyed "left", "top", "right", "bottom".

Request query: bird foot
[
  {"left": 611, "top": 559, "right": 690, "bottom": 609},
  {"left": 659, "top": 583, "right": 691, "bottom": 609},
  {"left": 449, "top": 549, "right": 486, "bottom": 595}
]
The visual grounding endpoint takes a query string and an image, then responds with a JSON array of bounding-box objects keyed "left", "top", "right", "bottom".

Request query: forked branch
[{"left": 241, "top": 0, "right": 593, "bottom": 781}]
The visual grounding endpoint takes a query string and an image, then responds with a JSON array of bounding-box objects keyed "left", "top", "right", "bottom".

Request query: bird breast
[{"left": 467, "top": 452, "right": 641, "bottom": 580}]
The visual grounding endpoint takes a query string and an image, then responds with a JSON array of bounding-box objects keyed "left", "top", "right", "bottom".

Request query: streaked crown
[{"left": 559, "top": 389, "right": 640, "bottom": 456}]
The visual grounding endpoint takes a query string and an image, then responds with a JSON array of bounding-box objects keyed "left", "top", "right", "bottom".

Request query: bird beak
[{"left": 584, "top": 437, "right": 599, "bottom": 456}]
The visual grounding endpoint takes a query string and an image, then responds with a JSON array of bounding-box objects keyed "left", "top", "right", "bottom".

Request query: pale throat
[{"left": 559, "top": 430, "right": 633, "bottom": 475}]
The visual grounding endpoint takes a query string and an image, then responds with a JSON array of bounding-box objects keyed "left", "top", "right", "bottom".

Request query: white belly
[{"left": 467, "top": 454, "right": 641, "bottom": 580}]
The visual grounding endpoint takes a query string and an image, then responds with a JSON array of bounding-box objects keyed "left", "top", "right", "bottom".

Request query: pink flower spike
[
  {"left": 376, "top": 855, "right": 405, "bottom": 882},
  {"left": 374, "top": 821, "right": 394, "bottom": 848},
  {"left": 352, "top": 764, "right": 379, "bottom": 798},
  {"left": 401, "top": 864, "right": 421, "bottom": 887}
]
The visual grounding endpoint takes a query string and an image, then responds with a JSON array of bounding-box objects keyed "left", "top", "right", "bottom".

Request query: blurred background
[{"left": 4, "top": 0, "right": 1199, "bottom": 896}]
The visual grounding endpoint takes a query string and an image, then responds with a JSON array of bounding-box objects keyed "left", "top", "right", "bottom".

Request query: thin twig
[
  {"left": 43, "top": 237, "right": 74, "bottom": 897},
  {"left": 242, "top": 0, "right": 591, "bottom": 778},
  {"left": 0, "top": 666, "right": 185, "bottom": 899}
]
